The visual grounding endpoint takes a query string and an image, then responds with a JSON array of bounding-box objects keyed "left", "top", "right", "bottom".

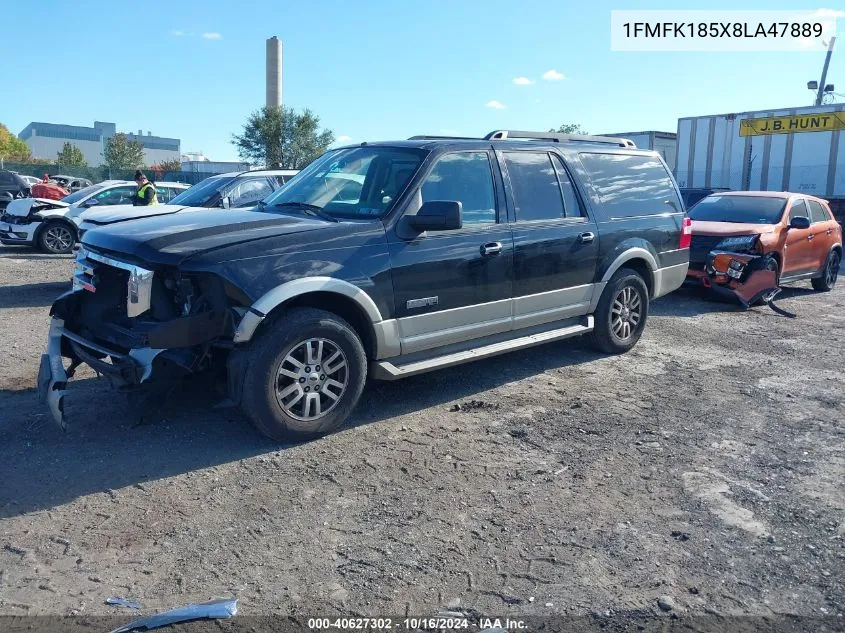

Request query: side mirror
[
  {"left": 407, "top": 200, "right": 462, "bottom": 232},
  {"left": 789, "top": 216, "right": 811, "bottom": 230},
  {"left": 220, "top": 196, "right": 231, "bottom": 209},
  {"left": 82, "top": 198, "right": 99, "bottom": 208}
]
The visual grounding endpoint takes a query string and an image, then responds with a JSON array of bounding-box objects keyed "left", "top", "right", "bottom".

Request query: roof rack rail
[
  {"left": 484, "top": 130, "right": 636, "bottom": 148},
  {"left": 407, "top": 135, "right": 481, "bottom": 141}
]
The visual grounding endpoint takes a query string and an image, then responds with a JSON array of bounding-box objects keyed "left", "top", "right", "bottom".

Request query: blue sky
[{"left": 3, "top": 0, "right": 842, "bottom": 161}]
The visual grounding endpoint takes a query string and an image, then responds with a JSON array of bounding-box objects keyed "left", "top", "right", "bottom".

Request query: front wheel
[
  {"left": 590, "top": 268, "right": 649, "bottom": 354},
  {"left": 240, "top": 308, "right": 367, "bottom": 442},
  {"left": 812, "top": 250, "right": 840, "bottom": 292},
  {"left": 38, "top": 222, "right": 75, "bottom": 254}
]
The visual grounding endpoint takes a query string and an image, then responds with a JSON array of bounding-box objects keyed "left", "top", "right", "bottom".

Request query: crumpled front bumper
[
  {"left": 37, "top": 316, "right": 164, "bottom": 430},
  {"left": 687, "top": 250, "right": 778, "bottom": 307},
  {"left": 0, "top": 220, "right": 38, "bottom": 244}
]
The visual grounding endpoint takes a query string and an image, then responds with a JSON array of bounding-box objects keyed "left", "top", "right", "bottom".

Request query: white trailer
[
  {"left": 601, "top": 131, "right": 677, "bottom": 170},
  {"left": 675, "top": 105, "right": 845, "bottom": 205}
]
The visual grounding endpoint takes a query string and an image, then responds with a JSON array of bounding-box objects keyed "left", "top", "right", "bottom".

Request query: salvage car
[
  {"left": 0, "top": 180, "right": 189, "bottom": 253},
  {"left": 50, "top": 175, "right": 93, "bottom": 192},
  {"left": 75, "top": 169, "right": 298, "bottom": 239},
  {"left": 686, "top": 191, "right": 842, "bottom": 304},
  {"left": 39, "top": 130, "right": 690, "bottom": 440}
]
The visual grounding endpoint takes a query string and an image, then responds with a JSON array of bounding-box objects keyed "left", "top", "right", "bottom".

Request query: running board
[{"left": 371, "top": 317, "right": 593, "bottom": 380}]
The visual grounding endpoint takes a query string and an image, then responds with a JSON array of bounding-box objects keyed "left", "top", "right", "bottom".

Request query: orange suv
[{"left": 686, "top": 192, "right": 842, "bottom": 299}]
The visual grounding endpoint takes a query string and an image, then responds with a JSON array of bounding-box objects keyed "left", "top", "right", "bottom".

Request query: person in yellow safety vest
[{"left": 133, "top": 170, "right": 158, "bottom": 206}]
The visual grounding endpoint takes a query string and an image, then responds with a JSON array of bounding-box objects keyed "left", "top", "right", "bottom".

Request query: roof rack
[
  {"left": 407, "top": 135, "right": 481, "bottom": 141},
  {"left": 484, "top": 130, "right": 636, "bottom": 148}
]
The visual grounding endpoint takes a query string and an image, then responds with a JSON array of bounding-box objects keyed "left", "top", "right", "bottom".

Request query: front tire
[
  {"left": 812, "top": 250, "right": 840, "bottom": 292},
  {"left": 590, "top": 267, "right": 649, "bottom": 354},
  {"left": 240, "top": 308, "right": 367, "bottom": 442},
  {"left": 38, "top": 221, "right": 75, "bottom": 254}
]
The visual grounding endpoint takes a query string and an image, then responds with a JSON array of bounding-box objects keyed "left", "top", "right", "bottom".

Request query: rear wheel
[
  {"left": 590, "top": 268, "right": 649, "bottom": 354},
  {"left": 812, "top": 250, "right": 840, "bottom": 292},
  {"left": 240, "top": 308, "right": 367, "bottom": 442},
  {"left": 38, "top": 222, "right": 75, "bottom": 254}
]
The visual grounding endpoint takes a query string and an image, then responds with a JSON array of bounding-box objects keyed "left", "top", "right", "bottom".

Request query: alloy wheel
[
  {"left": 611, "top": 286, "right": 642, "bottom": 341},
  {"left": 274, "top": 338, "right": 348, "bottom": 422},
  {"left": 44, "top": 226, "right": 73, "bottom": 253}
]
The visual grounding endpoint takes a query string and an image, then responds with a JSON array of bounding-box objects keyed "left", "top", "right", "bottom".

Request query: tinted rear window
[
  {"left": 690, "top": 195, "right": 787, "bottom": 224},
  {"left": 579, "top": 153, "right": 680, "bottom": 219}
]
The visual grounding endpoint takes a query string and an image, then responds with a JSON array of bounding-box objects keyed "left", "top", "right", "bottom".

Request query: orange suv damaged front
[{"left": 686, "top": 191, "right": 842, "bottom": 305}]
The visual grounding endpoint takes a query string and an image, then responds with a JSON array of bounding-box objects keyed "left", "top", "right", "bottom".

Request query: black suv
[{"left": 40, "top": 130, "right": 690, "bottom": 440}]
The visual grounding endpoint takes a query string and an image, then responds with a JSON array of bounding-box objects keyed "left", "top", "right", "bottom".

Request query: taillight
[{"left": 679, "top": 216, "right": 692, "bottom": 249}]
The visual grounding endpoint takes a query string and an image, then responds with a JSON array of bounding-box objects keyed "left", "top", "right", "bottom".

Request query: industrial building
[{"left": 18, "top": 120, "right": 180, "bottom": 167}]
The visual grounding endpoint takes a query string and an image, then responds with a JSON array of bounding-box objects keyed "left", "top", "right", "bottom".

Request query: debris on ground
[
  {"left": 105, "top": 596, "right": 143, "bottom": 609},
  {"left": 108, "top": 597, "right": 237, "bottom": 633}
]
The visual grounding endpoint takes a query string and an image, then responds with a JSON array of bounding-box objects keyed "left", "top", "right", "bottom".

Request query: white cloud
[
  {"left": 337, "top": 135, "right": 352, "bottom": 142},
  {"left": 542, "top": 69, "right": 566, "bottom": 81},
  {"left": 486, "top": 100, "right": 507, "bottom": 110},
  {"left": 512, "top": 76, "right": 534, "bottom": 85},
  {"left": 170, "top": 30, "right": 184, "bottom": 36},
  {"left": 202, "top": 32, "right": 222, "bottom": 40}
]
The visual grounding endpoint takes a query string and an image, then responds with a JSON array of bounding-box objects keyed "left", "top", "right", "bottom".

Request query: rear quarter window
[
  {"left": 579, "top": 152, "right": 681, "bottom": 221},
  {"left": 807, "top": 200, "right": 831, "bottom": 224}
]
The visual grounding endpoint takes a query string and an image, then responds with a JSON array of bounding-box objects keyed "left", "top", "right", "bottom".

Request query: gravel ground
[{"left": 0, "top": 244, "right": 842, "bottom": 624}]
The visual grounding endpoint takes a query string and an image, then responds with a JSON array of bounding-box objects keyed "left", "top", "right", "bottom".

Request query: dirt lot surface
[{"left": 0, "top": 244, "right": 842, "bottom": 625}]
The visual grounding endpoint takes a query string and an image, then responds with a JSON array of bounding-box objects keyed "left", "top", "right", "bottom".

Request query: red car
[{"left": 686, "top": 192, "right": 842, "bottom": 303}]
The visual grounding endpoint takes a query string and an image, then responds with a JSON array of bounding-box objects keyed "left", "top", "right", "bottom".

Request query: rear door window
[
  {"left": 551, "top": 155, "right": 584, "bottom": 218},
  {"left": 503, "top": 152, "right": 565, "bottom": 222},
  {"left": 807, "top": 200, "right": 830, "bottom": 224},
  {"left": 579, "top": 152, "right": 681, "bottom": 218}
]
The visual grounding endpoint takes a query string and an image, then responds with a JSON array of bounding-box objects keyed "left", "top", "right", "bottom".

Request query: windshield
[
  {"left": 688, "top": 195, "right": 787, "bottom": 224},
  {"left": 261, "top": 147, "right": 426, "bottom": 219},
  {"left": 168, "top": 175, "right": 233, "bottom": 206},
  {"left": 61, "top": 184, "right": 104, "bottom": 204}
]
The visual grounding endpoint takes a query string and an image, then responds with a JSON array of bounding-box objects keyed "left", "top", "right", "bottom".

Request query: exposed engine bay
[{"left": 39, "top": 247, "right": 249, "bottom": 429}]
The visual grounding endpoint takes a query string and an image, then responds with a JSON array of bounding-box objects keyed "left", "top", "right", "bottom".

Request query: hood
[
  {"left": 690, "top": 220, "right": 777, "bottom": 236},
  {"left": 80, "top": 204, "right": 190, "bottom": 225},
  {"left": 81, "top": 208, "right": 333, "bottom": 266},
  {"left": 4, "top": 197, "right": 69, "bottom": 217}
]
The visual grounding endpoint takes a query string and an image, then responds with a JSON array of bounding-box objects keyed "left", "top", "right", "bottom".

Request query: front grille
[
  {"left": 73, "top": 248, "right": 154, "bottom": 318},
  {"left": 689, "top": 235, "right": 725, "bottom": 266}
]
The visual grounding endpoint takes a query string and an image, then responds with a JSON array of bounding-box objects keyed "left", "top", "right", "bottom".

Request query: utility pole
[{"left": 815, "top": 36, "right": 836, "bottom": 106}]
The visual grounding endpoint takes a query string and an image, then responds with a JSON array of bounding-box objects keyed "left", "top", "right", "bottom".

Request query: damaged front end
[
  {"left": 692, "top": 235, "right": 788, "bottom": 312},
  {"left": 38, "top": 246, "right": 243, "bottom": 429}
]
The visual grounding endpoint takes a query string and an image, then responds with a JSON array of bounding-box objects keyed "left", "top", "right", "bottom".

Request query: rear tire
[
  {"left": 812, "top": 250, "right": 840, "bottom": 292},
  {"left": 38, "top": 221, "right": 75, "bottom": 254},
  {"left": 240, "top": 308, "right": 367, "bottom": 442},
  {"left": 590, "top": 268, "right": 649, "bottom": 355}
]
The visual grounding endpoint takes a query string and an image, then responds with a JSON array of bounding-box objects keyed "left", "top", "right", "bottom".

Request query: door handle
[
  {"left": 579, "top": 232, "right": 595, "bottom": 244},
  {"left": 827, "top": 229, "right": 834, "bottom": 235},
  {"left": 481, "top": 241, "right": 502, "bottom": 256},
  {"left": 807, "top": 234, "right": 815, "bottom": 241}
]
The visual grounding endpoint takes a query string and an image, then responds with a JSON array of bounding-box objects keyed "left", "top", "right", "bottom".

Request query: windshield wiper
[{"left": 272, "top": 201, "right": 338, "bottom": 222}]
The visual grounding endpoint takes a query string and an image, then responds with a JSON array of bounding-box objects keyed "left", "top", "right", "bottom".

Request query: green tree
[
  {"left": 549, "top": 123, "right": 588, "bottom": 135},
  {"left": 103, "top": 133, "right": 144, "bottom": 170},
  {"left": 56, "top": 142, "right": 87, "bottom": 167},
  {"left": 0, "top": 123, "right": 32, "bottom": 165},
  {"left": 232, "top": 105, "right": 334, "bottom": 169}
]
